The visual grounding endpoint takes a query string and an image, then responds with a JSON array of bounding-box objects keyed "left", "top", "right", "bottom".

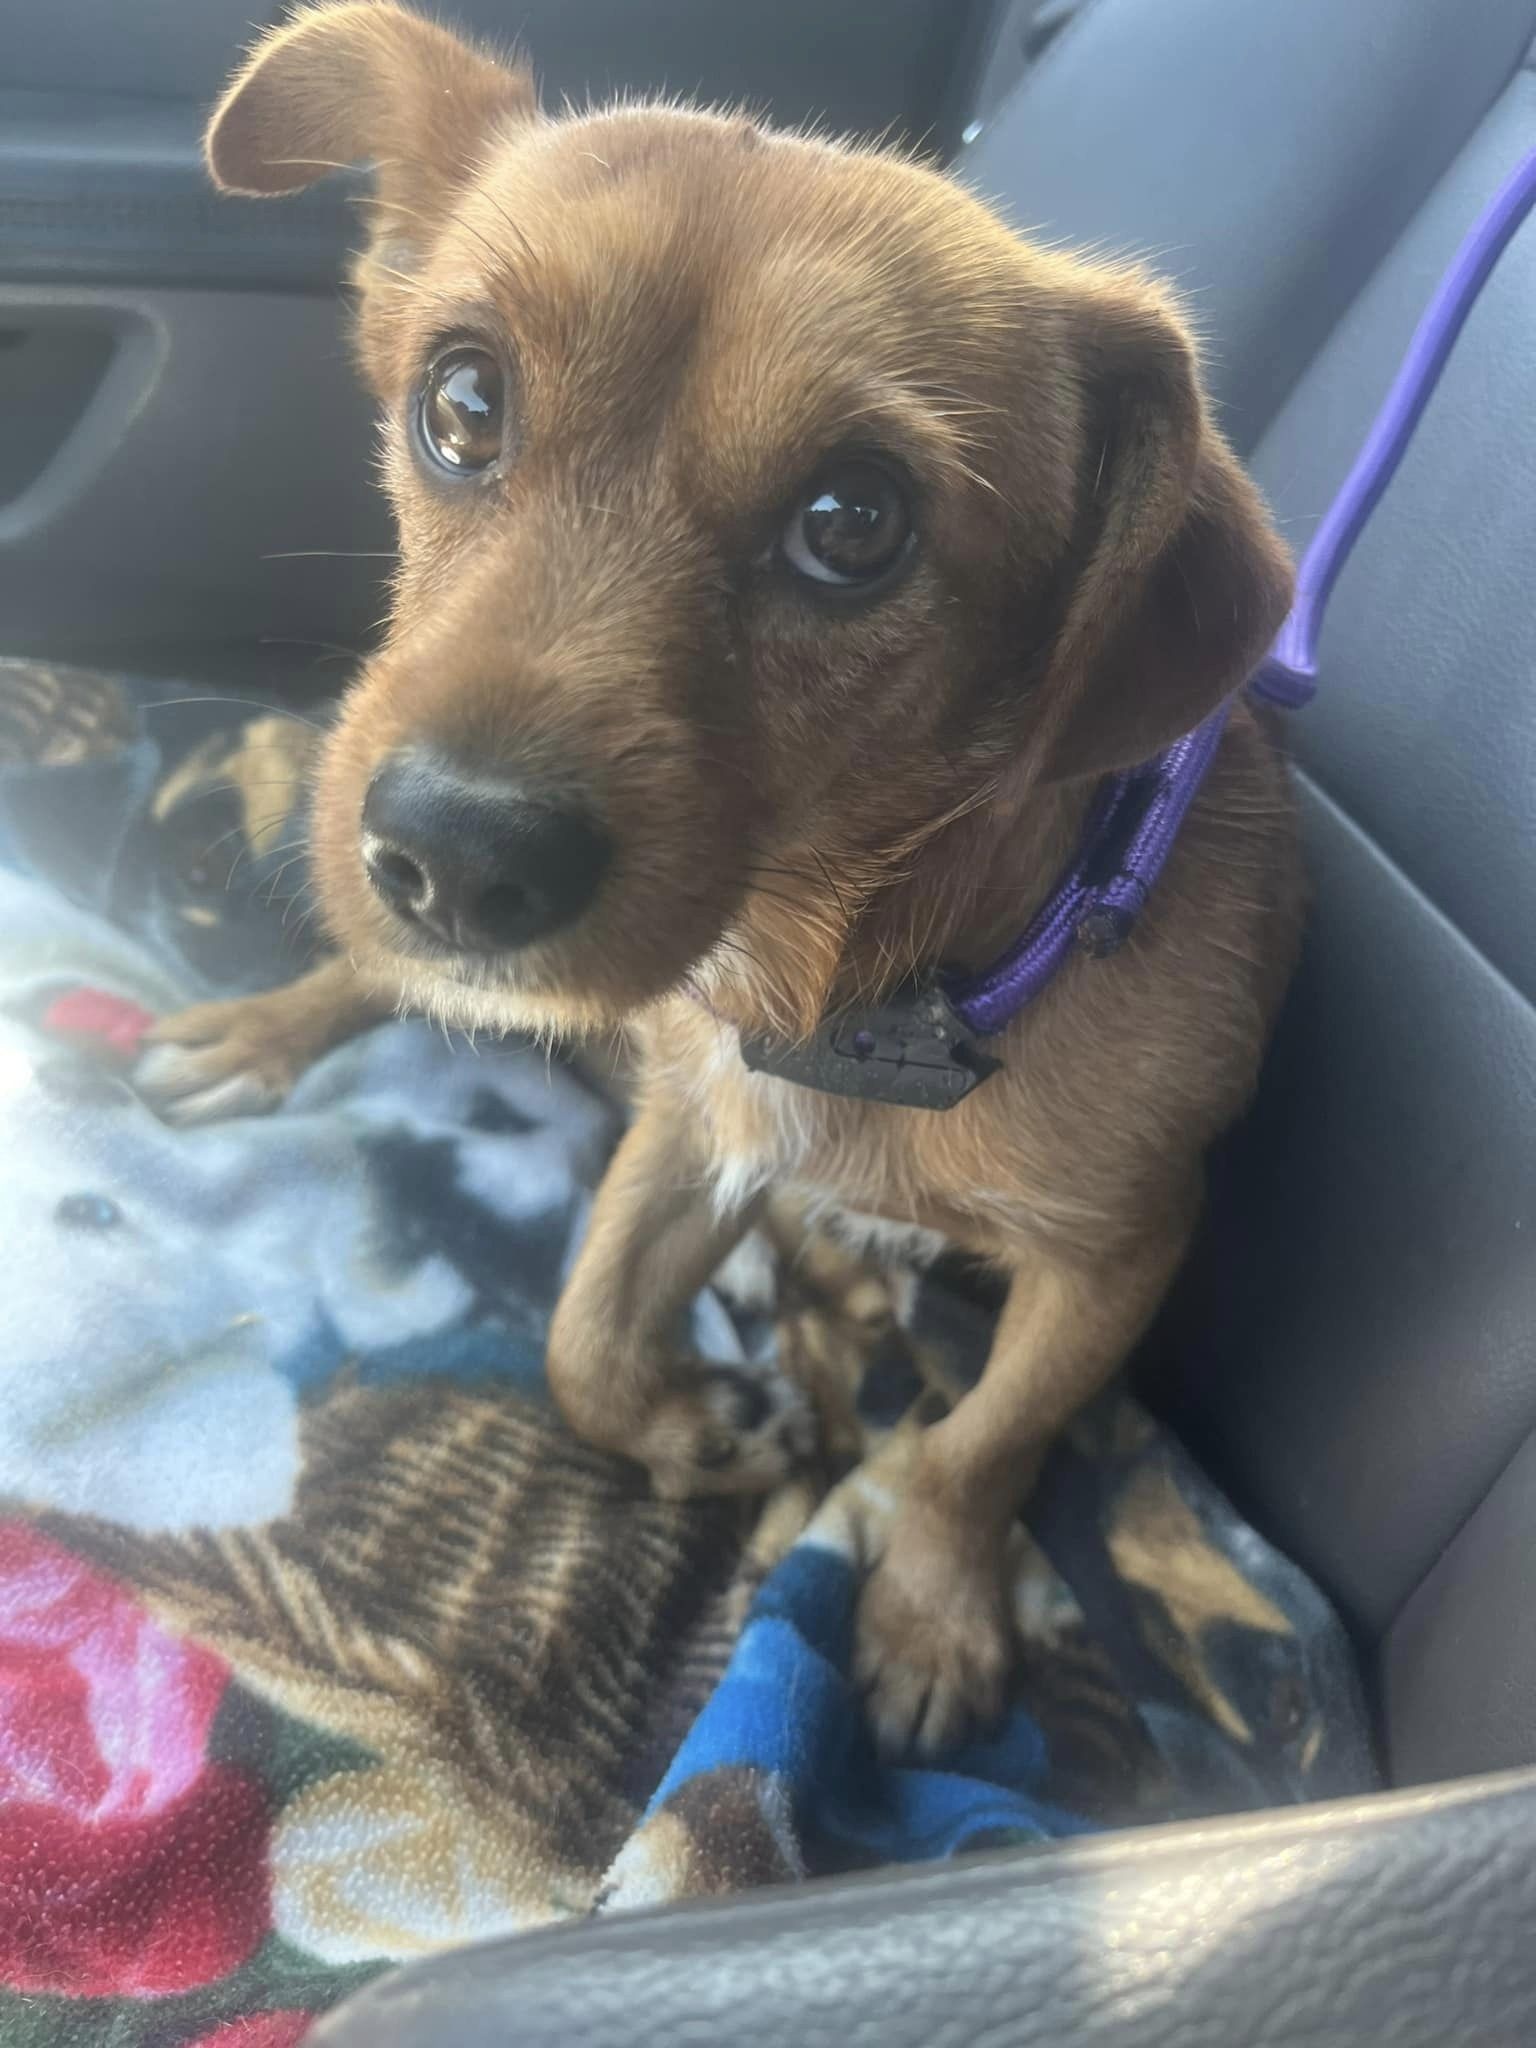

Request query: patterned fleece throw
[{"left": 0, "top": 662, "right": 1376, "bottom": 2044}]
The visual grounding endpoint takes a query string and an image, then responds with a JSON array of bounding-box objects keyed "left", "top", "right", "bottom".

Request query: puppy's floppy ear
[
  {"left": 206, "top": 1, "right": 536, "bottom": 219},
  {"left": 1037, "top": 281, "right": 1292, "bottom": 782}
]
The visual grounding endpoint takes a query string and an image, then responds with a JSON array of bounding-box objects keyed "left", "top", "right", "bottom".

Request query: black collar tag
[{"left": 737, "top": 980, "right": 1001, "bottom": 1111}]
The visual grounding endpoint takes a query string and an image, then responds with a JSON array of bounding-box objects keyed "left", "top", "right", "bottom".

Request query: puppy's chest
[
  {"left": 682, "top": 1031, "right": 960, "bottom": 1257},
  {"left": 647, "top": 1006, "right": 1113, "bottom": 1259}
]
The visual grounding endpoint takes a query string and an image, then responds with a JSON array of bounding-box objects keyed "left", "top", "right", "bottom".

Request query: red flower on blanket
[
  {"left": 0, "top": 1520, "right": 272, "bottom": 1997},
  {"left": 41, "top": 987, "right": 158, "bottom": 1061}
]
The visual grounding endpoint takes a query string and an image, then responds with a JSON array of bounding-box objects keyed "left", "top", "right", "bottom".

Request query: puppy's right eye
[{"left": 417, "top": 345, "right": 505, "bottom": 475}]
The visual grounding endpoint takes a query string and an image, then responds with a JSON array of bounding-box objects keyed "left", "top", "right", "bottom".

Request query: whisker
[
  {"left": 478, "top": 190, "right": 539, "bottom": 267},
  {"left": 139, "top": 696, "right": 327, "bottom": 733},
  {"left": 188, "top": 821, "right": 305, "bottom": 864},
  {"left": 360, "top": 190, "right": 521, "bottom": 283},
  {"left": 257, "top": 637, "right": 362, "bottom": 664},
  {"left": 270, "top": 154, "right": 393, "bottom": 175},
  {"left": 368, "top": 261, "right": 468, "bottom": 314},
  {"left": 260, "top": 852, "right": 309, "bottom": 905},
  {"left": 261, "top": 549, "right": 399, "bottom": 562},
  {"left": 190, "top": 821, "right": 253, "bottom": 861},
  {"left": 174, "top": 777, "right": 314, "bottom": 793}
]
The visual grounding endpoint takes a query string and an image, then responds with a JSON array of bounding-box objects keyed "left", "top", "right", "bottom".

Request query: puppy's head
[{"left": 208, "top": 1, "right": 1291, "bottom": 1038}]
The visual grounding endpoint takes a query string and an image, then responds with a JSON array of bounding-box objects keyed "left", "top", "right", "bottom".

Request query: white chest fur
[{"left": 679, "top": 1016, "right": 952, "bottom": 1271}]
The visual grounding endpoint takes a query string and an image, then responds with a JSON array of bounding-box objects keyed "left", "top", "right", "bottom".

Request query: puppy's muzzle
[{"left": 361, "top": 748, "right": 610, "bottom": 955}]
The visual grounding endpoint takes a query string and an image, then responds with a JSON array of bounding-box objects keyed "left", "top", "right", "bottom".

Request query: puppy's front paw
[
  {"left": 136, "top": 992, "right": 311, "bottom": 1124},
  {"left": 635, "top": 1363, "right": 817, "bottom": 1500},
  {"left": 855, "top": 1531, "right": 1015, "bottom": 1757}
]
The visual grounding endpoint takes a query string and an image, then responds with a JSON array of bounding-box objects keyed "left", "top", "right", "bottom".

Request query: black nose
[{"left": 361, "top": 750, "right": 610, "bottom": 953}]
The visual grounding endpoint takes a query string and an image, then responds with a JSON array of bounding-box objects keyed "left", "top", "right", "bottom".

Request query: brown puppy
[{"left": 145, "top": 1, "right": 1300, "bottom": 1754}]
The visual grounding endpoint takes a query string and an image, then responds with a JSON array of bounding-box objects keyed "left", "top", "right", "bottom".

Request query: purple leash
[{"left": 944, "top": 143, "right": 1536, "bottom": 1041}]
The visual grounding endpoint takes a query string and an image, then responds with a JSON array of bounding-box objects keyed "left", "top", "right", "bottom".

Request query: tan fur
[{"left": 159, "top": 1, "right": 1302, "bottom": 1753}]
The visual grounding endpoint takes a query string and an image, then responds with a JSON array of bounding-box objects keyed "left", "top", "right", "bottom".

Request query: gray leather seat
[
  {"left": 318, "top": 4, "right": 1536, "bottom": 2040},
  {"left": 964, "top": 0, "right": 1536, "bottom": 454},
  {"left": 961, "top": 0, "right": 1536, "bottom": 1790},
  {"left": 1153, "top": 83, "right": 1536, "bottom": 1788}
]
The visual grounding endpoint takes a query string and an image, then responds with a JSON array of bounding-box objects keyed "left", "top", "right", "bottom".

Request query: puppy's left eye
[
  {"left": 781, "top": 459, "right": 913, "bottom": 587},
  {"left": 417, "top": 344, "right": 505, "bottom": 474}
]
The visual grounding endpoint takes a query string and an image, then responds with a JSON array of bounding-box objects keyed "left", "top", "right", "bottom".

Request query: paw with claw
[
  {"left": 856, "top": 1507, "right": 1017, "bottom": 1757},
  {"left": 631, "top": 1362, "right": 819, "bottom": 1500},
  {"left": 137, "top": 990, "right": 320, "bottom": 1124}
]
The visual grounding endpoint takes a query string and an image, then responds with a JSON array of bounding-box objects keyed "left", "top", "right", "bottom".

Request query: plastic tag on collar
[{"left": 738, "top": 980, "right": 1001, "bottom": 1110}]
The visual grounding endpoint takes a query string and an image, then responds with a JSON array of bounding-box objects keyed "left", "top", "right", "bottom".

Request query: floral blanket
[{"left": 0, "top": 661, "right": 1376, "bottom": 2045}]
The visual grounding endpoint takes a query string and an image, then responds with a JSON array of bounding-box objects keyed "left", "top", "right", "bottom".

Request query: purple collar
[{"left": 741, "top": 145, "right": 1536, "bottom": 1109}]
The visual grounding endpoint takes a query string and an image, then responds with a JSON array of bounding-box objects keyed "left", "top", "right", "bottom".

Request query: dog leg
[
  {"left": 137, "top": 955, "right": 390, "bottom": 1123},
  {"left": 855, "top": 1208, "right": 1193, "bottom": 1756},
  {"left": 547, "top": 1096, "right": 814, "bottom": 1498}
]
